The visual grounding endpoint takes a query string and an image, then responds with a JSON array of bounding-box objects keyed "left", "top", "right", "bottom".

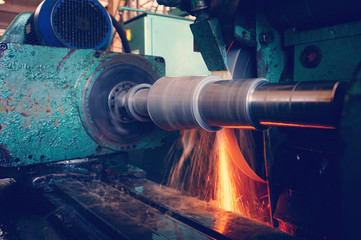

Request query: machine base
[{"left": 0, "top": 158, "right": 293, "bottom": 240}]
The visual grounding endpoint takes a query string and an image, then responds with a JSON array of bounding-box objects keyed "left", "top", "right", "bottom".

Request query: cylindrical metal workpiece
[
  {"left": 131, "top": 89, "right": 149, "bottom": 118},
  {"left": 198, "top": 78, "right": 268, "bottom": 129},
  {"left": 125, "top": 76, "right": 346, "bottom": 131},
  {"left": 147, "top": 76, "right": 222, "bottom": 131},
  {"left": 125, "top": 84, "right": 151, "bottom": 122},
  {"left": 251, "top": 81, "right": 346, "bottom": 128}
]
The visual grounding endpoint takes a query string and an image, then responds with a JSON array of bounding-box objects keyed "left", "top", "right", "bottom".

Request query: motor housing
[{"left": 24, "top": 0, "right": 113, "bottom": 49}]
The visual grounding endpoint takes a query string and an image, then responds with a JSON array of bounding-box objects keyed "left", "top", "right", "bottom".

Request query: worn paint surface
[
  {"left": 255, "top": 5, "right": 286, "bottom": 83},
  {"left": 291, "top": 32, "right": 361, "bottom": 83},
  {"left": 234, "top": 25, "right": 256, "bottom": 48},
  {"left": 0, "top": 43, "right": 165, "bottom": 166},
  {"left": 0, "top": 43, "right": 104, "bottom": 166},
  {"left": 0, "top": 12, "right": 31, "bottom": 43},
  {"left": 190, "top": 19, "right": 229, "bottom": 71}
]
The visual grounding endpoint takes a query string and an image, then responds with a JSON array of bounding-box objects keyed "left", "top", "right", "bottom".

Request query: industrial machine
[
  {"left": 0, "top": 0, "right": 360, "bottom": 239},
  {"left": 123, "top": 10, "right": 210, "bottom": 76}
]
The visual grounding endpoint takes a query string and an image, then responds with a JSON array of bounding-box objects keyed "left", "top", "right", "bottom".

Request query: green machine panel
[
  {"left": 125, "top": 12, "right": 210, "bottom": 76},
  {"left": 0, "top": 43, "right": 166, "bottom": 167}
]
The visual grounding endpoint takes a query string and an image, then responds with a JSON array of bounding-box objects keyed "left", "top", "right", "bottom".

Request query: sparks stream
[{"left": 167, "top": 128, "right": 271, "bottom": 224}]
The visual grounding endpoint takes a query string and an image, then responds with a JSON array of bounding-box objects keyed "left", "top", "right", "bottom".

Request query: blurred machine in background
[
  {"left": 0, "top": 0, "right": 361, "bottom": 239},
  {"left": 124, "top": 9, "right": 210, "bottom": 76}
]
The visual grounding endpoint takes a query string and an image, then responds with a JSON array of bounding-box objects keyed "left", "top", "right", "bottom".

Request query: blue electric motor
[{"left": 24, "top": 0, "right": 113, "bottom": 50}]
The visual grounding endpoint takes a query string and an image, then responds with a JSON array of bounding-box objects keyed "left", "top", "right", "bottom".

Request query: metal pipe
[
  {"left": 125, "top": 83, "right": 151, "bottom": 122},
  {"left": 251, "top": 81, "right": 346, "bottom": 129},
  {"left": 198, "top": 78, "right": 267, "bottom": 129},
  {"left": 147, "top": 76, "right": 222, "bottom": 131},
  {"left": 120, "top": 76, "right": 346, "bottom": 131},
  {"left": 131, "top": 89, "right": 149, "bottom": 118}
]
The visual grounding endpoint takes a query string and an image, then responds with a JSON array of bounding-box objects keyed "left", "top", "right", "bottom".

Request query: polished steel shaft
[
  {"left": 122, "top": 76, "right": 346, "bottom": 131},
  {"left": 251, "top": 81, "right": 346, "bottom": 128}
]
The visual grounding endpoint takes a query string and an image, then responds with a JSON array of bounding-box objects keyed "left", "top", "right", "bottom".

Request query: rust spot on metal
[
  {"left": 57, "top": 49, "right": 75, "bottom": 72},
  {"left": 0, "top": 144, "right": 12, "bottom": 167},
  {"left": 13, "top": 43, "right": 23, "bottom": 50},
  {"left": 0, "top": 104, "right": 15, "bottom": 113},
  {"left": 256, "top": 50, "right": 268, "bottom": 78},
  {"left": 0, "top": 145, "right": 9, "bottom": 156}
]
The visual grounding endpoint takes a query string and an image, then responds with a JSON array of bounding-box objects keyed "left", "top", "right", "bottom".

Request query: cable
[
  {"left": 226, "top": 40, "right": 234, "bottom": 55},
  {"left": 110, "top": 14, "right": 131, "bottom": 53}
]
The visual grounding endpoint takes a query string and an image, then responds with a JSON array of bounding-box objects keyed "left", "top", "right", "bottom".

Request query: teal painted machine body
[
  {"left": 124, "top": 12, "right": 210, "bottom": 76},
  {"left": 0, "top": 43, "right": 166, "bottom": 167},
  {"left": 1, "top": 12, "right": 31, "bottom": 43}
]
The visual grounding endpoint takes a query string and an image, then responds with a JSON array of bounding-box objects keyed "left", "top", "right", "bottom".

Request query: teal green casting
[
  {"left": 286, "top": 20, "right": 361, "bottom": 83},
  {"left": 190, "top": 19, "right": 229, "bottom": 71},
  {"left": 0, "top": 43, "right": 165, "bottom": 167},
  {"left": 124, "top": 12, "right": 210, "bottom": 76},
  {"left": 0, "top": 12, "right": 31, "bottom": 43}
]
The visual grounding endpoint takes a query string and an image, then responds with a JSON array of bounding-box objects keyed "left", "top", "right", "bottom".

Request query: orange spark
[
  {"left": 216, "top": 130, "right": 240, "bottom": 212},
  {"left": 167, "top": 129, "right": 271, "bottom": 224}
]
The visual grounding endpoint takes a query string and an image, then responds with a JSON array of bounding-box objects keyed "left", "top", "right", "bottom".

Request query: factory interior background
[{"left": 0, "top": 0, "right": 361, "bottom": 239}]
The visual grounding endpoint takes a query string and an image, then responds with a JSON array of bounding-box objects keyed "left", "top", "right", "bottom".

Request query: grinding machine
[{"left": 0, "top": 0, "right": 360, "bottom": 239}]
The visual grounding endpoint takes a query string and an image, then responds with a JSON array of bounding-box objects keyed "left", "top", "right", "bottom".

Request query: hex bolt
[
  {"left": 0, "top": 43, "right": 8, "bottom": 51},
  {"left": 258, "top": 32, "right": 274, "bottom": 45}
]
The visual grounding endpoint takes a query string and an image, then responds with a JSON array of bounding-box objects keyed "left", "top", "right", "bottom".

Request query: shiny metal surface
[
  {"left": 125, "top": 84, "right": 151, "bottom": 122},
  {"left": 108, "top": 81, "right": 137, "bottom": 124},
  {"left": 147, "top": 76, "right": 222, "bottom": 131},
  {"left": 251, "top": 81, "right": 346, "bottom": 128},
  {"left": 121, "top": 76, "right": 346, "bottom": 131},
  {"left": 199, "top": 78, "right": 268, "bottom": 129}
]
